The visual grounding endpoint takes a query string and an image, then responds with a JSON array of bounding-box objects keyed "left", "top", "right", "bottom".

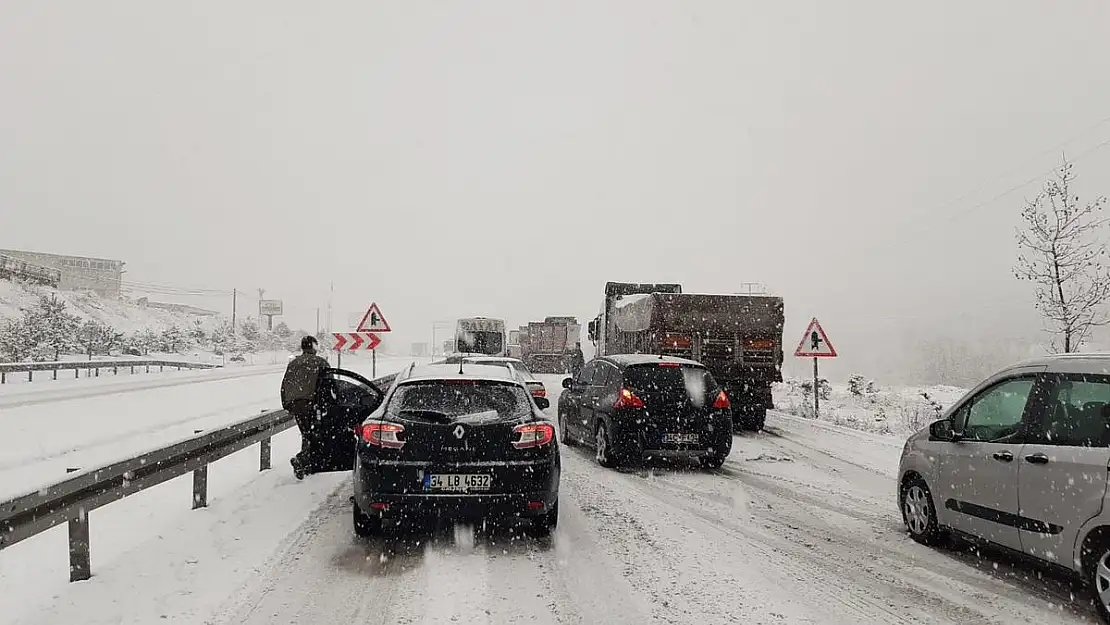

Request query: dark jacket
[{"left": 281, "top": 352, "right": 330, "bottom": 410}]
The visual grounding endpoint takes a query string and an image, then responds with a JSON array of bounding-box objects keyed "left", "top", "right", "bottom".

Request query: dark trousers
[{"left": 287, "top": 400, "right": 320, "bottom": 473}]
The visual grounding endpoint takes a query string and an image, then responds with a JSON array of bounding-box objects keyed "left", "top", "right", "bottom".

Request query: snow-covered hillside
[
  {"left": 0, "top": 280, "right": 224, "bottom": 335},
  {"left": 774, "top": 378, "right": 968, "bottom": 438}
]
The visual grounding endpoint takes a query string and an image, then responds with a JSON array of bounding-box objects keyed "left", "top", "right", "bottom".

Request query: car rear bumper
[
  {"left": 354, "top": 490, "right": 558, "bottom": 522},
  {"left": 353, "top": 456, "right": 560, "bottom": 522},
  {"left": 611, "top": 413, "right": 733, "bottom": 459}
]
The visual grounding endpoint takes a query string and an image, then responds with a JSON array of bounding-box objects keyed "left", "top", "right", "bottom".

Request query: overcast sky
[{"left": 3, "top": 1, "right": 1109, "bottom": 381}]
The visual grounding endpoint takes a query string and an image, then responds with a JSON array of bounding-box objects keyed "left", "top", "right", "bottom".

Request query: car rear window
[
  {"left": 623, "top": 364, "right": 718, "bottom": 408},
  {"left": 387, "top": 380, "right": 532, "bottom": 424}
]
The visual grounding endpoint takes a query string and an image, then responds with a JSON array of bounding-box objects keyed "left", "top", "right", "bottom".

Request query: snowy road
[{"left": 7, "top": 378, "right": 1100, "bottom": 624}]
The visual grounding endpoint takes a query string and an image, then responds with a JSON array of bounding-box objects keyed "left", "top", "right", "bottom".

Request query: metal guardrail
[
  {"left": 0, "top": 371, "right": 398, "bottom": 581},
  {"left": 0, "top": 359, "right": 219, "bottom": 383}
]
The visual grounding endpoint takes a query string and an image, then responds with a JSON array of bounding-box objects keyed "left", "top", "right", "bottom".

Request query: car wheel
[
  {"left": 530, "top": 500, "right": 559, "bottom": 537},
  {"left": 352, "top": 500, "right": 381, "bottom": 538},
  {"left": 1080, "top": 536, "right": 1110, "bottom": 623},
  {"left": 595, "top": 422, "right": 618, "bottom": 468},
  {"left": 700, "top": 454, "right": 726, "bottom": 469},
  {"left": 901, "top": 476, "right": 943, "bottom": 545},
  {"left": 559, "top": 412, "right": 575, "bottom": 446}
]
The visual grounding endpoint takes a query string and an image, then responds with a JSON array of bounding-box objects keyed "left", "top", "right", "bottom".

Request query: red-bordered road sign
[
  {"left": 356, "top": 303, "right": 391, "bottom": 333},
  {"left": 794, "top": 318, "right": 837, "bottom": 358}
]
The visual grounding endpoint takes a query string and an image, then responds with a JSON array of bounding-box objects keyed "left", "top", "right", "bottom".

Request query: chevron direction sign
[{"left": 332, "top": 332, "right": 382, "bottom": 351}]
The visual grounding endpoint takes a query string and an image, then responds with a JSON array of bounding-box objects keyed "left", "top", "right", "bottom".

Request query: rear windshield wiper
[{"left": 398, "top": 409, "right": 454, "bottom": 424}]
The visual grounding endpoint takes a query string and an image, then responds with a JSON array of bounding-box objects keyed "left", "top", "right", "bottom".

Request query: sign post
[
  {"left": 793, "top": 317, "right": 837, "bottom": 418},
  {"left": 355, "top": 303, "right": 392, "bottom": 377}
]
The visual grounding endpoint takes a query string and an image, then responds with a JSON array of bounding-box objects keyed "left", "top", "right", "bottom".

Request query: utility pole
[
  {"left": 257, "top": 288, "right": 267, "bottom": 331},
  {"left": 316, "top": 307, "right": 320, "bottom": 334},
  {"left": 231, "top": 289, "right": 237, "bottom": 331}
]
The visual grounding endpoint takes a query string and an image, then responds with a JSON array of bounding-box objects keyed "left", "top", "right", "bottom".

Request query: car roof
[
  {"left": 463, "top": 356, "right": 523, "bottom": 364},
  {"left": 399, "top": 362, "right": 521, "bottom": 384},
  {"left": 600, "top": 354, "right": 705, "bottom": 368},
  {"left": 1002, "top": 352, "right": 1110, "bottom": 375}
]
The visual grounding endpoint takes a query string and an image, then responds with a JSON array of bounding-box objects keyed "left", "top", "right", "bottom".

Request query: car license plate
[
  {"left": 662, "top": 433, "right": 699, "bottom": 444},
  {"left": 424, "top": 474, "right": 492, "bottom": 492}
]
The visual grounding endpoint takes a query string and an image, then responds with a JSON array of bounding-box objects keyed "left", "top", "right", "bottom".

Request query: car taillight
[
  {"left": 614, "top": 387, "right": 645, "bottom": 410},
  {"left": 360, "top": 421, "right": 405, "bottom": 449},
  {"left": 713, "top": 390, "right": 731, "bottom": 410},
  {"left": 512, "top": 423, "right": 555, "bottom": 449},
  {"left": 532, "top": 387, "right": 547, "bottom": 398}
]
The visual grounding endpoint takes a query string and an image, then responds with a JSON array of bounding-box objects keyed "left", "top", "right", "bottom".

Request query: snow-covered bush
[{"left": 848, "top": 374, "right": 867, "bottom": 396}]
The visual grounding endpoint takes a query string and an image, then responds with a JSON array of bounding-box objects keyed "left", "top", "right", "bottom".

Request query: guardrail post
[
  {"left": 53, "top": 369, "right": 58, "bottom": 380},
  {"left": 1, "top": 371, "right": 5, "bottom": 384},
  {"left": 113, "top": 366, "right": 118, "bottom": 375},
  {"left": 145, "top": 365, "right": 150, "bottom": 373},
  {"left": 95, "top": 368, "right": 99, "bottom": 378},
  {"left": 192, "top": 465, "right": 208, "bottom": 509},
  {"left": 28, "top": 370, "right": 32, "bottom": 382},
  {"left": 65, "top": 468, "right": 91, "bottom": 582},
  {"left": 160, "top": 365, "right": 164, "bottom": 372},
  {"left": 260, "top": 437, "right": 272, "bottom": 470},
  {"left": 130, "top": 366, "right": 135, "bottom": 374}
]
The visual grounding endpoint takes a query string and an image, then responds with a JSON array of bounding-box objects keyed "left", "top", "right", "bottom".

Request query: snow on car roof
[{"left": 401, "top": 362, "right": 521, "bottom": 384}]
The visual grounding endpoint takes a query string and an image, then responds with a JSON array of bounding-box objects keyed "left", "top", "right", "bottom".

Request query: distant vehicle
[
  {"left": 313, "top": 363, "right": 559, "bottom": 537},
  {"left": 588, "top": 281, "right": 784, "bottom": 431},
  {"left": 519, "top": 317, "right": 581, "bottom": 374},
  {"left": 507, "top": 330, "right": 523, "bottom": 360},
  {"left": 558, "top": 354, "right": 733, "bottom": 469},
  {"left": 457, "top": 355, "right": 547, "bottom": 403},
  {"left": 897, "top": 353, "right": 1110, "bottom": 623},
  {"left": 455, "top": 317, "right": 507, "bottom": 357}
]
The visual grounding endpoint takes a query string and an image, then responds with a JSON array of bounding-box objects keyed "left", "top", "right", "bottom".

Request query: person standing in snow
[
  {"left": 569, "top": 345, "right": 584, "bottom": 376},
  {"left": 281, "top": 336, "right": 330, "bottom": 480}
]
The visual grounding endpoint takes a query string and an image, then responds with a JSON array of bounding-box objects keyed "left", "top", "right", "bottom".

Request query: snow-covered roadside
[
  {"left": 0, "top": 428, "right": 345, "bottom": 625},
  {"left": 773, "top": 379, "right": 968, "bottom": 439},
  {"left": 0, "top": 357, "right": 411, "bottom": 624}
]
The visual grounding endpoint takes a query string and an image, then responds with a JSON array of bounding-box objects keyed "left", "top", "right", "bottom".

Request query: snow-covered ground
[
  {"left": 774, "top": 378, "right": 969, "bottom": 438},
  {"left": 3, "top": 375, "right": 1099, "bottom": 624},
  {"left": 0, "top": 353, "right": 415, "bottom": 624},
  {"left": 0, "top": 280, "right": 223, "bottom": 335}
]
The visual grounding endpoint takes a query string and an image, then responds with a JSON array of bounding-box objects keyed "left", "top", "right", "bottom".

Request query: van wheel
[
  {"left": 1082, "top": 537, "right": 1110, "bottom": 623},
  {"left": 353, "top": 500, "right": 381, "bottom": 538},
  {"left": 900, "top": 476, "right": 943, "bottom": 545},
  {"left": 700, "top": 454, "right": 726, "bottom": 469},
  {"left": 595, "top": 423, "right": 618, "bottom": 468}
]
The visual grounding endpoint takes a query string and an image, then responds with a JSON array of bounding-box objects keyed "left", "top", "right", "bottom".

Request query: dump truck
[
  {"left": 519, "top": 317, "right": 582, "bottom": 374},
  {"left": 587, "top": 281, "right": 784, "bottom": 431}
]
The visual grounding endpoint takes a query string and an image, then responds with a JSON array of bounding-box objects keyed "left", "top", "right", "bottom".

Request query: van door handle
[
  {"left": 991, "top": 451, "right": 1013, "bottom": 462},
  {"left": 1025, "top": 453, "right": 1050, "bottom": 464}
]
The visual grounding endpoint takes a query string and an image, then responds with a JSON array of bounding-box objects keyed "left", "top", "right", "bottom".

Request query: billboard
[{"left": 259, "top": 300, "right": 283, "bottom": 316}]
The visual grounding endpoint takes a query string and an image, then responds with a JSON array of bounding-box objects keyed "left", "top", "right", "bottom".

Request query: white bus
[{"left": 455, "top": 317, "right": 507, "bottom": 357}]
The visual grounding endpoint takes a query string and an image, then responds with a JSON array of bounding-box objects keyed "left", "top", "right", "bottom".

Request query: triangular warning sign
[
  {"left": 356, "top": 303, "right": 391, "bottom": 333},
  {"left": 794, "top": 317, "right": 837, "bottom": 358}
]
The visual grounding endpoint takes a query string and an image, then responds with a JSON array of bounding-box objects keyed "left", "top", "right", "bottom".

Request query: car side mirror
[
  {"left": 929, "top": 418, "right": 959, "bottom": 442},
  {"left": 561, "top": 377, "right": 574, "bottom": 389},
  {"left": 534, "top": 397, "right": 550, "bottom": 410}
]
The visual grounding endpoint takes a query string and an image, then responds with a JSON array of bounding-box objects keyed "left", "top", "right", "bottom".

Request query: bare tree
[{"left": 1015, "top": 158, "right": 1110, "bottom": 352}]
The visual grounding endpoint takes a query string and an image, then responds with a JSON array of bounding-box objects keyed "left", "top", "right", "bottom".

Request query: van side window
[
  {"left": 959, "top": 377, "right": 1035, "bottom": 442},
  {"left": 1029, "top": 374, "right": 1110, "bottom": 447}
]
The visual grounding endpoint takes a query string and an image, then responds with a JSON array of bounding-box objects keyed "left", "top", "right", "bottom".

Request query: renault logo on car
[{"left": 453, "top": 425, "right": 466, "bottom": 439}]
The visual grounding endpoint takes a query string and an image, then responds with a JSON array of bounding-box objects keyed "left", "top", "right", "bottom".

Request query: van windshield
[{"left": 457, "top": 330, "right": 504, "bottom": 355}]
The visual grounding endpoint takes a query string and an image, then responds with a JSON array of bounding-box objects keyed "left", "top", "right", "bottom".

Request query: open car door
[{"left": 311, "top": 369, "right": 385, "bottom": 473}]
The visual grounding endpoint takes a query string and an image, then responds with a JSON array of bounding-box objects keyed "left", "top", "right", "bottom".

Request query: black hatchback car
[
  {"left": 557, "top": 355, "right": 733, "bottom": 469},
  {"left": 314, "top": 363, "right": 560, "bottom": 537}
]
